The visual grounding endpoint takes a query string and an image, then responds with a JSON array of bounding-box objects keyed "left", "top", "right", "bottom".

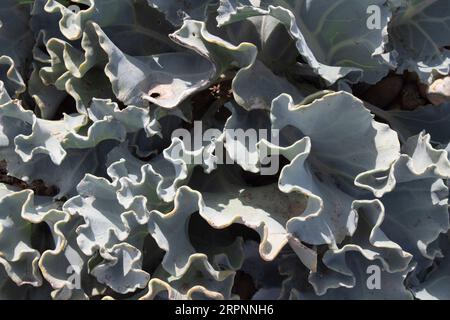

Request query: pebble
[
  {"left": 401, "top": 83, "right": 427, "bottom": 110},
  {"left": 427, "top": 76, "right": 450, "bottom": 105}
]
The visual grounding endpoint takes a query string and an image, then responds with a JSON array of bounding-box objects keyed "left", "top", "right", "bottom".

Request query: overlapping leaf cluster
[{"left": 0, "top": 0, "right": 449, "bottom": 300}]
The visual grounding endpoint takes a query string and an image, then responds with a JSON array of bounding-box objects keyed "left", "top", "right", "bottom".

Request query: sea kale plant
[{"left": 0, "top": 0, "right": 449, "bottom": 300}]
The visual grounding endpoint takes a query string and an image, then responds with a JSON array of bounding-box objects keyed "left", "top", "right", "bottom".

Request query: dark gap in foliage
[
  {"left": 141, "top": 234, "right": 166, "bottom": 275},
  {"left": 237, "top": 241, "right": 292, "bottom": 299},
  {"left": 0, "top": 160, "right": 59, "bottom": 196},
  {"left": 351, "top": 82, "right": 371, "bottom": 99},
  {"left": 354, "top": 70, "right": 431, "bottom": 112},
  {"left": 232, "top": 270, "right": 257, "bottom": 300},
  {"left": 189, "top": 212, "right": 261, "bottom": 299},
  {"left": 240, "top": 157, "right": 289, "bottom": 187},
  {"left": 30, "top": 222, "right": 54, "bottom": 254},
  {"left": 137, "top": 115, "right": 186, "bottom": 161},
  {"left": 51, "top": 95, "right": 77, "bottom": 120},
  {"left": 296, "top": 55, "right": 307, "bottom": 64},
  {"left": 115, "top": 100, "right": 128, "bottom": 110},
  {"left": 85, "top": 251, "right": 119, "bottom": 300},
  {"left": 100, "top": 287, "right": 147, "bottom": 300},
  {"left": 50, "top": 1, "right": 89, "bottom": 11},
  {"left": 312, "top": 244, "right": 332, "bottom": 276},
  {"left": 91, "top": 231, "right": 166, "bottom": 300},
  {"left": 187, "top": 154, "right": 290, "bottom": 189},
  {"left": 300, "top": 241, "right": 316, "bottom": 251},
  {"left": 214, "top": 102, "right": 233, "bottom": 123},
  {"left": 68, "top": 1, "right": 90, "bottom": 11},
  {"left": 190, "top": 78, "right": 234, "bottom": 124},
  {"left": 373, "top": 114, "right": 389, "bottom": 126},
  {"left": 28, "top": 179, "right": 59, "bottom": 196},
  {"left": 189, "top": 212, "right": 261, "bottom": 248}
]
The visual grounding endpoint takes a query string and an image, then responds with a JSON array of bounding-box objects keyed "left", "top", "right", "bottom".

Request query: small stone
[
  {"left": 362, "top": 75, "right": 404, "bottom": 109},
  {"left": 401, "top": 83, "right": 427, "bottom": 110},
  {"left": 427, "top": 76, "right": 450, "bottom": 105}
]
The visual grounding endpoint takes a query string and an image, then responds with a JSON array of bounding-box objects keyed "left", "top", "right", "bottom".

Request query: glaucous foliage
[{"left": 0, "top": 0, "right": 449, "bottom": 300}]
